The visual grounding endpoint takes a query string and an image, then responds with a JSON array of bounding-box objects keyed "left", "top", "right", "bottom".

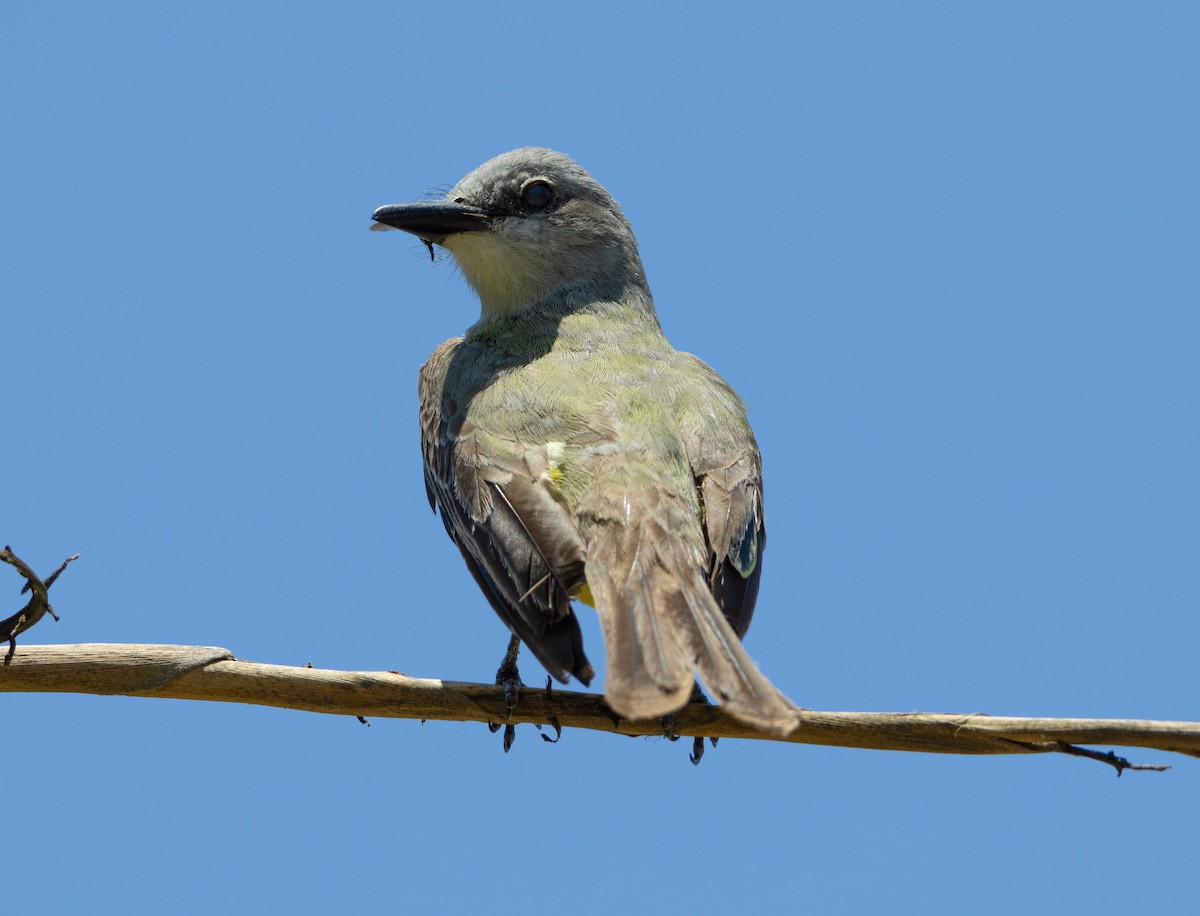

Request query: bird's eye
[{"left": 521, "top": 180, "right": 553, "bottom": 210}]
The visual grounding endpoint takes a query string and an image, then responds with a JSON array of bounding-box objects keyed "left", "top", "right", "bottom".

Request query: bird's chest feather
[{"left": 426, "top": 336, "right": 701, "bottom": 511}]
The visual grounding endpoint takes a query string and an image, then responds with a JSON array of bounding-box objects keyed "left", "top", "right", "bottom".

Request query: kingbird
[{"left": 373, "top": 148, "right": 796, "bottom": 736}]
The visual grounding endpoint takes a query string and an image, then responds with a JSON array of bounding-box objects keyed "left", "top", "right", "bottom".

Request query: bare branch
[
  {"left": 1, "top": 643, "right": 1195, "bottom": 770},
  {"left": 0, "top": 548, "right": 79, "bottom": 663}
]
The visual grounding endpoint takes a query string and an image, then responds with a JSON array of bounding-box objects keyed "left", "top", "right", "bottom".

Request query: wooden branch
[
  {"left": 0, "top": 547, "right": 79, "bottom": 662},
  {"left": 2, "top": 643, "right": 1196, "bottom": 769}
]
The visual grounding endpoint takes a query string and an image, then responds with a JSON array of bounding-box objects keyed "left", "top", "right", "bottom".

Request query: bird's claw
[
  {"left": 666, "top": 682, "right": 720, "bottom": 763},
  {"left": 499, "top": 674, "right": 521, "bottom": 717},
  {"left": 661, "top": 713, "right": 682, "bottom": 741},
  {"left": 489, "top": 634, "right": 523, "bottom": 750}
]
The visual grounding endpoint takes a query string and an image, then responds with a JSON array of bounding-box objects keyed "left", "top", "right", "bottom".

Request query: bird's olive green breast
[{"left": 423, "top": 307, "right": 757, "bottom": 519}]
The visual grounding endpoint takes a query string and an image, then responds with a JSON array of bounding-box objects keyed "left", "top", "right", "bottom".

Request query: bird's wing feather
[
  {"left": 679, "top": 355, "right": 767, "bottom": 639},
  {"left": 581, "top": 480, "right": 793, "bottom": 734},
  {"left": 419, "top": 338, "right": 594, "bottom": 684},
  {"left": 697, "top": 458, "right": 765, "bottom": 639}
]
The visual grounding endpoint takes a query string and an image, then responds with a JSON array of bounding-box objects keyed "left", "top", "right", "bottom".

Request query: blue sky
[{"left": 4, "top": 3, "right": 1197, "bottom": 912}]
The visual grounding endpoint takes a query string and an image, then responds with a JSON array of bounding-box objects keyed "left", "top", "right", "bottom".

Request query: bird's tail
[{"left": 583, "top": 493, "right": 797, "bottom": 736}]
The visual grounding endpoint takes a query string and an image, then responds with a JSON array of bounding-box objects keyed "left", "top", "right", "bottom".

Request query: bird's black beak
[{"left": 370, "top": 201, "right": 493, "bottom": 245}]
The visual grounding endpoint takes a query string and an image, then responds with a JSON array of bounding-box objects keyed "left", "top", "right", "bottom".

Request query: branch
[
  {"left": 2, "top": 643, "right": 1195, "bottom": 771},
  {"left": 0, "top": 547, "right": 79, "bottom": 663}
]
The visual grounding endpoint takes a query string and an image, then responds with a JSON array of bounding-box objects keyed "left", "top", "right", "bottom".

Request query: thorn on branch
[{"left": 1, "top": 547, "right": 79, "bottom": 664}]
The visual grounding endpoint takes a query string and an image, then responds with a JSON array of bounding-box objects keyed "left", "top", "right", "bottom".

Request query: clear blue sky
[{"left": 5, "top": 3, "right": 1197, "bottom": 912}]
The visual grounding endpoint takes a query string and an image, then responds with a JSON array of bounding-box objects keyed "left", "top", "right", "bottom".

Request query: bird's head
[{"left": 373, "top": 148, "right": 649, "bottom": 319}]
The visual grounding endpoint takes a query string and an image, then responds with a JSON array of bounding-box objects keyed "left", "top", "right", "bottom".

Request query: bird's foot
[
  {"left": 660, "top": 682, "right": 719, "bottom": 765},
  {"left": 495, "top": 633, "right": 522, "bottom": 716},
  {"left": 486, "top": 634, "right": 523, "bottom": 752}
]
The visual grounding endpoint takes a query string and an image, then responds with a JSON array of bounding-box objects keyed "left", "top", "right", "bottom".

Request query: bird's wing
[
  {"left": 575, "top": 352, "right": 791, "bottom": 735},
  {"left": 419, "top": 338, "right": 594, "bottom": 685},
  {"left": 679, "top": 355, "right": 766, "bottom": 639},
  {"left": 580, "top": 464, "right": 792, "bottom": 735}
]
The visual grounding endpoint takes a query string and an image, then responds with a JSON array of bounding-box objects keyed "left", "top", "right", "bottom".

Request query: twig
[
  {"left": 1037, "top": 742, "right": 1171, "bottom": 776},
  {"left": 0, "top": 643, "right": 1194, "bottom": 772},
  {"left": 0, "top": 547, "right": 79, "bottom": 663}
]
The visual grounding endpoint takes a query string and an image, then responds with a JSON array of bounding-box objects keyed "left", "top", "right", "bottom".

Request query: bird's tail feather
[{"left": 584, "top": 499, "right": 796, "bottom": 736}]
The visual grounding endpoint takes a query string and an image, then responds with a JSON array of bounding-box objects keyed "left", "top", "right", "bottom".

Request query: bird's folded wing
[
  {"left": 419, "top": 341, "right": 593, "bottom": 684},
  {"left": 680, "top": 358, "right": 767, "bottom": 639},
  {"left": 696, "top": 454, "right": 765, "bottom": 639}
]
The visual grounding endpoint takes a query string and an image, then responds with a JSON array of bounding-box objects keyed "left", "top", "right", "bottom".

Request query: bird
[{"left": 372, "top": 148, "right": 797, "bottom": 737}]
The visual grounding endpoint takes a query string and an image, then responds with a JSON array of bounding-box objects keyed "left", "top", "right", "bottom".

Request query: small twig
[
  {"left": 38, "top": 553, "right": 80, "bottom": 593},
  {"left": 0, "top": 547, "right": 80, "bottom": 663},
  {"left": 1038, "top": 741, "right": 1172, "bottom": 776}
]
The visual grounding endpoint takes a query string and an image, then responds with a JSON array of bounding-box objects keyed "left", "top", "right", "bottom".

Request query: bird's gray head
[{"left": 373, "top": 148, "right": 650, "bottom": 320}]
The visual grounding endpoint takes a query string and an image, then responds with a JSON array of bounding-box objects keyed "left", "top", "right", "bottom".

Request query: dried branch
[
  {"left": 1, "top": 643, "right": 1195, "bottom": 771},
  {"left": 0, "top": 547, "right": 79, "bottom": 663}
]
